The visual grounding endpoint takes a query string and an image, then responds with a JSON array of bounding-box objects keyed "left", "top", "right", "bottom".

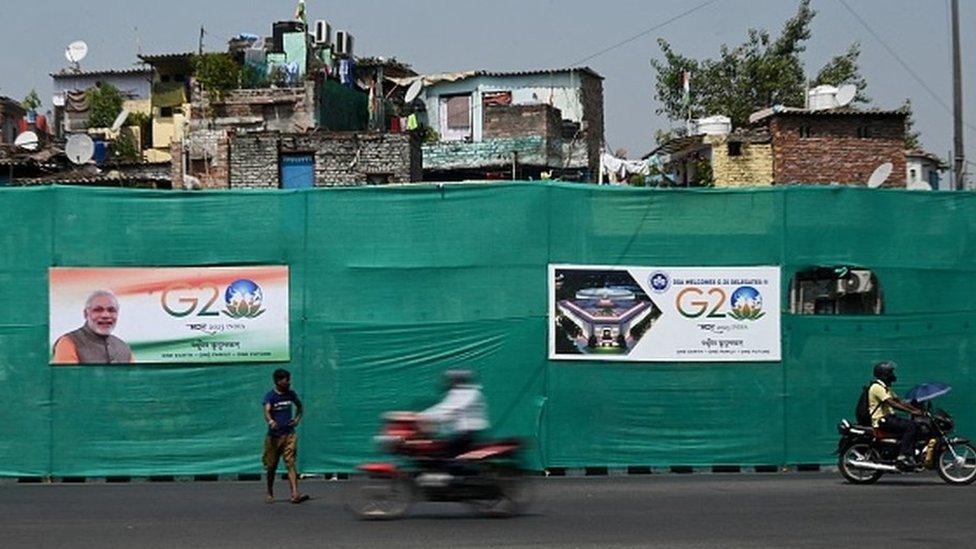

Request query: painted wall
[
  {"left": 52, "top": 73, "right": 153, "bottom": 101},
  {"left": 423, "top": 72, "right": 587, "bottom": 143}
]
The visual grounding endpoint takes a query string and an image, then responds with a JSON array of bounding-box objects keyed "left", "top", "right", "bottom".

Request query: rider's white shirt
[{"left": 420, "top": 384, "right": 489, "bottom": 433}]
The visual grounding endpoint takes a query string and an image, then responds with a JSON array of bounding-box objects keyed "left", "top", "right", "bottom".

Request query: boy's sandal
[
  {"left": 290, "top": 493, "right": 310, "bottom": 504},
  {"left": 265, "top": 495, "right": 275, "bottom": 504}
]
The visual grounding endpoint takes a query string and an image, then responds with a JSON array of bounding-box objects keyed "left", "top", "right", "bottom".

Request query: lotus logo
[
  {"left": 223, "top": 279, "right": 265, "bottom": 318},
  {"left": 728, "top": 286, "right": 764, "bottom": 321}
]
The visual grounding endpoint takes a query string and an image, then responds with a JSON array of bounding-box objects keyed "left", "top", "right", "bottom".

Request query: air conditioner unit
[
  {"left": 837, "top": 269, "right": 874, "bottom": 294},
  {"left": 335, "top": 30, "right": 354, "bottom": 57},
  {"left": 314, "top": 20, "right": 331, "bottom": 46}
]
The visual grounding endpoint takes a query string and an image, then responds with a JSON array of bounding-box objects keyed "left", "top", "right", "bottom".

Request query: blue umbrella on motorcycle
[{"left": 904, "top": 382, "right": 951, "bottom": 403}]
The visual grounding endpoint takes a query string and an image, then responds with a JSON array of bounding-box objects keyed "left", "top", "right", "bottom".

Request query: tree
[
  {"left": 87, "top": 83, "right": 124, "bottom": 128},
  {"left": 812, "top": 42, "right": 869, "bottom": 103},
  {"left": 21, "top": 89, "right": 41, "bottom": 112},
  {"left": 193, "top": 53, "right": 242, "bottom": 101},
  {"left": 651, "top": 0, "right": 869, "bottom": 134},
  {"left": 902, "top": 99, "right": 921, "bottom": 150}
]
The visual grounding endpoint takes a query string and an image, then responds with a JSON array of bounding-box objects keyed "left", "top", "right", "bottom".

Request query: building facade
[{"left": 411, "top": 67, "right": 604, "bottom": 181}]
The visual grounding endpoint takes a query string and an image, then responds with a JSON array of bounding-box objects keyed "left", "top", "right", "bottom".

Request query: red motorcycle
[{"left": 348, "top": 412, "right": 532, "bottom": 520}]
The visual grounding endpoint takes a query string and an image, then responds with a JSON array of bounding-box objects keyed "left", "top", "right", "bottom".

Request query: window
[
  {"left": 799, "top": 126, "right": 812, "bottom": 138},
  {"left": 857, "top": 126, "right": 871, "bottom": 138},
  {"left": 483, "top": 91, "right": 512, "bottom": 106},
  {"left": 727, "top": 142, "right": 743, "bottom": 157},
  {"left": 790, "top": 266, "right": 883, "bottom": 315},
  {"left": 910, "top": 168, "right": 918, "bottom": 182},
  {"left": 160, "top": 107, "right": 174, "bottom": 118},
  {"left": 446, "top": 95, "right": 471, "bottom": 129},
  {"left": 366, "top": 173, "right": 391, "bottom": 185}
]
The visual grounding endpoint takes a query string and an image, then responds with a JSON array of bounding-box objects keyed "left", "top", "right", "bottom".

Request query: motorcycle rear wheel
[
  {"left": 347, "top": 476, "right": 414, "bottom": 520},
  {"left": 838, "top": 442, "right": 883, "bottom": 484},
  {"left": 937, "top": 442, "right": 976, "bottom": 485}
]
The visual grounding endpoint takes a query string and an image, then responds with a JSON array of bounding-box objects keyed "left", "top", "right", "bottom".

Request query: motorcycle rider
[
  {"left": 419, "top": 369, "right": 489, "bottom": 460},
  {"left": 869, "top": 361, "right": 923, "bottom": 469}
]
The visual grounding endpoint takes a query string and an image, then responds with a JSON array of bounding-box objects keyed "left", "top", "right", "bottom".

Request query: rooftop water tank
[
  {"left": 693, "top": 115, "right": 732, "bottom": 136},
  {"left": 808, "top": 85, "right": 839, "bottom": 111}
]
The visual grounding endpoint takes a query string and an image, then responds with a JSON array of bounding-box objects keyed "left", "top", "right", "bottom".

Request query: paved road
[{"left": 1, "top": 473, "right": 971, "bottom": 548}]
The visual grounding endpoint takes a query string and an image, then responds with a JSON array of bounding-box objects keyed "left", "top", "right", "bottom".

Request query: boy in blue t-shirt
[{"left": 262, "top": 368, "right": 308, "bottom": 504}]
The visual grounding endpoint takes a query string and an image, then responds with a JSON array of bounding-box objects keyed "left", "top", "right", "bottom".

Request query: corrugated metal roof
[
  {"left": 475, "top": 66, "right": 602, "bottom": 80},
  {"left": 138, "top": 52, "right": 195, "bottom": 64},
  {"left": 51, "top": 68, "right": 153, "bottom": 79},
  {"left": 749, "top": 106, "right": 908, "bottom": 124}
]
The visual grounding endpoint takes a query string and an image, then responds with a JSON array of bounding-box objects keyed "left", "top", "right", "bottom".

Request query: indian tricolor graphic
[{"left": 49, "top": 266, "right": 290, "bottom": 364}]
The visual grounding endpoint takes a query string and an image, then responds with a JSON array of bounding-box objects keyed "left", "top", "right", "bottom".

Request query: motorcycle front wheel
[
  {"left": 347, "top": 475, "right": 415, "bottom": 520},
  {"left": 937, "top": 442, "right": 976, "bottom": 485},
  {"left": 838, "top": 442, "right": 884, "bottom": 484}
]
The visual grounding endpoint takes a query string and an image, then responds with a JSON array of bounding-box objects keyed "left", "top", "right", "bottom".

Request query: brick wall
[
  {"left": 579, "top": 72, "right": 605, "bottom": 177},
  {"left": 770, "top": 114, "right": 906, "bottom": 187},
  {"left": 228, "top": 131, "right": 421, "bottom": 188},
  {"left": 193, "top": 83, "right": 316, "bottom": 133},
  {"left": 229, "top": 133, "right": 279, "bottom": 188},
  {"left": 483, "top": 104, "right": 562, "bottom": 141},
  {"left": 706, "top": 135, "right": 774, "bottom": 187}
]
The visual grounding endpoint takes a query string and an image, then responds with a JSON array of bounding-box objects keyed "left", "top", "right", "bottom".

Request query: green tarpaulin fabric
[
  {"left": 0, "top": 184, "right": 974, "bottom": 477},
  {"left": 319, "top": 79, "right": 368, "bottom": 132},
  {"left": 151, "top": 82, "right": 187, "bottom": 108}
]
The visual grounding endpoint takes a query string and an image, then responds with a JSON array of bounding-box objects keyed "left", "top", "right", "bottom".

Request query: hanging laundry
[
  {"left": 339, "top": 58, "right": 355, "bottom": 88},
  {"left": 390, "top": 116, "right": 401, "bottom": 133},
  {"left": 406, "top": 113, "right": 419, "bottom": 131}
]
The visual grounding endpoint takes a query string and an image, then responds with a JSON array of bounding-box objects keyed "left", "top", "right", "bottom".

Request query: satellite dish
[
  {"left": 65, "top": 134, "right": 95, "bottom": 165},
  {"left": 14, "top": 131, "right": 39, "bottom": 151},
  {"left": 866, "top": 162, "right": 893, "bottom": 188},
  {"left": 835, "top": 84, "right": 857, "bottom": 108},
  {"left": 65, "top": 41, "right": 89, "bottom": 64},
  {"left": 110, "top": 109, "right": 130, "bottom": 132},
  {"left": 52, "top": 93, "right": 65, "bottom": 107},
  {"left": 404, "top": 80, "right": 424, "bottom": 104}
]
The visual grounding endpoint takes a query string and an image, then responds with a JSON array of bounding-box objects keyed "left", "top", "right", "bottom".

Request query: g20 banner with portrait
[
  {"left": 549, "top": 265, "right": 781, "bottom": 362},
  {"left": 49, "top": 266, "right": 290, "bottom": 364}
]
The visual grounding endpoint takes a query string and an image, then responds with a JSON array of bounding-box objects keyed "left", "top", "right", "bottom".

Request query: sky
[{"left": 1, "top": 0, "right": 973, "bottom": 169}]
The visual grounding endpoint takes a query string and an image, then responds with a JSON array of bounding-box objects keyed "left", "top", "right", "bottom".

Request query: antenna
[
  {"left": 110, "top": 109, "right": 130, "bottom": 132},
  {"left": 14, "top": 131, "right": 39, "bottom": 151},
  {"left": 835, "top": 84, "right": 857, "bottom": 108},
  {"left": 65, "top": 41, "right": 88, "bottom": 70},
  {"left": 404, "top": 80, "right": 424, "bottom": 104},
  {"left": 65, "top": 134, "right": 95, "bottom": 165},
  {"left": 866, "top": 162, "right": 894, "bottom": 188}
]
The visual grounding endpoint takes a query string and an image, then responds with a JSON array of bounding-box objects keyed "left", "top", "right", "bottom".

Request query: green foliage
[
  {"left": 651, "top": 0, "right": 869, "bottom": 128},
  {"left": 193, "top": 53, "right": 242, "bottom": 100},
  {"left": 902, "top": 99, "right": 921, "bottom": 150},
  {"left": 812, "top": 42, "right": 870, "bottom": 103},
  {"left": 112, "top": 129, "right": 141, "bottom": 162},
  {"left": 87, "top": 83, "right": 124, "bottom": 128},
  {"left": 695, "top": 158, "right": 714, "bottom": 187},
  {"left": 21, "top": 89, "right": 41, "bottom": 111}
]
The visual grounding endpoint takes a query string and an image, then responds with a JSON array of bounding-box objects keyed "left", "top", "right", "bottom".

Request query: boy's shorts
[{"left": 262, "top": 433, "right": 297, "bottom": 471}]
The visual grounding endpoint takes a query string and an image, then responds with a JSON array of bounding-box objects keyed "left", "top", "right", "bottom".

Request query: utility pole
[
  {"left": 951, "top": 0, "right": 965, "bottom": 189},
  {"left": 198, "top": 26, "right": 205, "bottom": 56}
]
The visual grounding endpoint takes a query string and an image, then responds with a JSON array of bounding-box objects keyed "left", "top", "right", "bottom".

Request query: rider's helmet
[
  {"left": 443, "top": 369, "right": 474, "bottom": 389},
  {"left": 873, "top": 361, "right": 898, "bottom": 384}
]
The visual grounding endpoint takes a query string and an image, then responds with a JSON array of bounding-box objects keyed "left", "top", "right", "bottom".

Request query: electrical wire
[
  {"left": 567, "top": 0, "right": 725, "bottom": 67},
  {"left": 836, "top": 0, "right": 976, "bottom": 135}
]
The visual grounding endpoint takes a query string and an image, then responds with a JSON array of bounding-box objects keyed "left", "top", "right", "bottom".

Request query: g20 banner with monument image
[
  {"left": 549, "top": 265, "right": 781, "bottom": 362},
  {"left": 49, "top": 266, "right": 290, "bottom": 364}
]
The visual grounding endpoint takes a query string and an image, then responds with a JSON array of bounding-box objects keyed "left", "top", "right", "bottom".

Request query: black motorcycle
[{"left": 837, "top": 383, "right": 976, "bottom": 485}]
